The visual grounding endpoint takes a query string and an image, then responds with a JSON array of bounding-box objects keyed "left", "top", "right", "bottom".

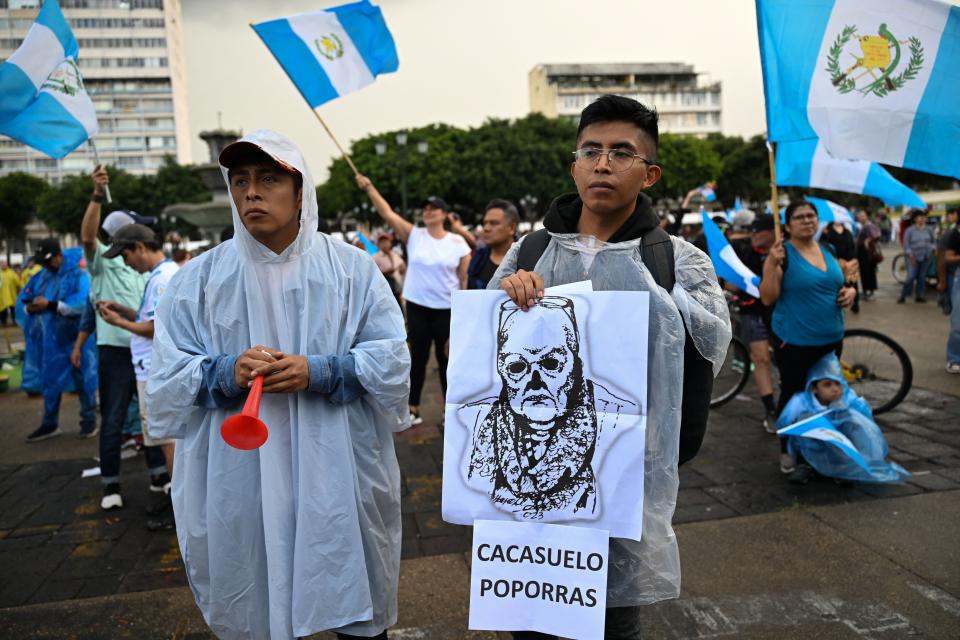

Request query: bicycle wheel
[
  {"left": 711, "top": 336, "right": 750, "bottom": 408},
  {"left": 841, "top": 329, "right": 913, "bottom": 414},
  {"left": 891, "top": 253, "right": 907, "bottom": 284}
]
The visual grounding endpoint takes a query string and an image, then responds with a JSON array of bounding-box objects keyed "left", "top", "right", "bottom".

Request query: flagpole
[
  {"left": 311, "top": 109, "right": 360, "bottom": 176},
  {"left": 88, "top": 139, "right": 112, "bottom": 204},
  {"left": 767, "top": 141, "right": 780, "bottom": 243}
]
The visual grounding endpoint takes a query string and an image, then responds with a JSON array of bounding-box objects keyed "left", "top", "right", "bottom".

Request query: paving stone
[
  {"left": 51, "top": 553, "right": 140, "bottom": 580},
  {"left": 27, "top": 578, "right": 85, "bottom": 605},
  {"left": 414, "top": 511, "right": 465, "bottom": 538},
  {"left": 401, "top": 536, "right": 421, "bottom": 560},
  {"left": 893, "top": 441, "right": 959, "bottom": 459},
  {"left": 854, "top": 482, "right": 924, "bottom": 498},
  {"left": 888, "top": 448, "right": 919, "bottom": 462},
  {"left": 932, "top": 467, "right": 960, "bottom": 482},
  {"left": 672, "top": 502, "right": 739, "bottom": 524},
  {"left": 53, "top": 517, "right": 128, "bottom": 544},
  {"left": 0, "top": 571, "right": 48, "bottom": 607},
  {"left": 883, "top": 431, "right": 927, "bottom": 449},
  {"left": 906, "top": 472, "right": 960, "bottom": 491},
  {"left": 930, "top": 455, "right": 960, "bottom": 468},
  {"left": 419, "top": 535, "right": 471, "bottom": 557},
  {"left": 677, "top": 488, "right": 720, "bottom": 507},
  {"left": 77, "top": 574, "right": 124, "bottom": 598},
  {"left": 5, "top": 523, "right": 61, "bottom": 539},
  {"left": 404, "top": 474, "right": 443, "bottom": 513},
  {"left": 118, "top": 567, "right": 188, "bottom": 593},
  {"left": 678, "top": 468, "right": 712, "bottom": 489}
]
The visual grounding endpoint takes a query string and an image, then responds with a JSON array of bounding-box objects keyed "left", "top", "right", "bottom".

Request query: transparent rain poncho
[
  {"left": 777, "top": 354, "right": 910, "bottom": 484},
  {"left": 146, "top": 130, "right": 410, "bottom": 639},
  {"left": 489, "top": 233, "right": 731, "bottom": 606}
]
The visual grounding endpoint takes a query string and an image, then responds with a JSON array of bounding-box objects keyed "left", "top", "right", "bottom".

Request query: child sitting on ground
[{"left": 777, "top": 353, "right": 910, "bottom": 485}]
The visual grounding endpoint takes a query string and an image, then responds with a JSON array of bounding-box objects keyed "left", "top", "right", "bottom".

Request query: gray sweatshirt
[{"left": 903, "top": 225, "right": 936, "bottom": 260}]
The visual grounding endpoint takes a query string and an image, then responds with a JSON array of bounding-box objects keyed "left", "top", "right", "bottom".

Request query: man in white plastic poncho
[
  {"left": 493, "top": 95, "right": 731, "bottom": 639},
  {"left": 146, "top": 129, "right": 411, "bottom": 640}
]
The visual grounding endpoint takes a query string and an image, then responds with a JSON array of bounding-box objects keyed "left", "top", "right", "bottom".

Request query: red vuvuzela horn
[{"left": 220, "top": 376, "right": 268, "bottom": 450}]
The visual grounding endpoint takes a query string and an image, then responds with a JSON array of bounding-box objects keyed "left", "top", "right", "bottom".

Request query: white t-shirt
[
  {"left": 402, "top": 226, "right": 470, "bottom": 309},
  {"left": 130, "top": 259, "right": 179, "bottom": 381}
]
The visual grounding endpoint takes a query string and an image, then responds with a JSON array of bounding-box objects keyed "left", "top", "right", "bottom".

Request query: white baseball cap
[{"left": 102, "top": 210, "right": 157, "bottom": 238}]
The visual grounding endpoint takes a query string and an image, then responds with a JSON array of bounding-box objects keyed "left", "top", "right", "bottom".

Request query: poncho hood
[
  {"left": 805, "top": 353, "right": 848, "bottom": 391},
  {"left": 220, "top": 129, "right": 318, "bottom": 264},
  {"left": 543, "top": 192, "right": 659, "bottom": 242}
]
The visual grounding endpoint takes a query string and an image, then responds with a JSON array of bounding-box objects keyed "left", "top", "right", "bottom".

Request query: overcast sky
[{"left": 180, "top": 0, "right": 765, "bottom": 179}]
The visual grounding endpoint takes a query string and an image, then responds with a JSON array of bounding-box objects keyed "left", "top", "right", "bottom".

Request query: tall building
[
  {"left": 529, "top": 63, "right": 722, "bottom": 138},
  {"left": 0, "top": 0, "right": 190, "bottom": 182}
]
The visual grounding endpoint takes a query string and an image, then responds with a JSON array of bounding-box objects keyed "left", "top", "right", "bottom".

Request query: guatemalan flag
[
  {"left": 756, "top": 0, "right": 960, "bottom": 179},
  {"left": 253, "top": 0, "right": 399, "bottom": 108},
  {"left": 777, "top": 412, "right": 872, "bottom": 475},
  {"left": 701, "top": 212, "right": 761, "bottom": 298},
  {"left": 0, "top": 0, "right": 97, "bottom": 158},
  {"left": 776, "top": 139, "right": 926, "bottom": 209}
]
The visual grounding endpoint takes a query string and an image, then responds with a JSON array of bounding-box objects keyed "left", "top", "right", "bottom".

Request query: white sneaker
[
  {"left": 947, "top": 363, "right": 960, "bottom": 374},
  {"left": 779, "top": 454, "right": 796, "bottom": 474},
  {"left": 101, "top": 483, "right": 123, "bottom": 510},
  {"left": 409, "top": 412, "right": 423, "bottom": 426}
]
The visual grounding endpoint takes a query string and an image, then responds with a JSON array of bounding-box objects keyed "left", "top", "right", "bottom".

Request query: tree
[
  {"left": 713, "top": 135, "right": 771, "bottom": 206},
  {"left": 36, "top": 160, "right": 210, "bottom": 235},
  {"left": 648, "top": 133, "right": 723, "bottom": 202},
  {"left": 0, "top": 172, "right": 50, "bottom": 261}
]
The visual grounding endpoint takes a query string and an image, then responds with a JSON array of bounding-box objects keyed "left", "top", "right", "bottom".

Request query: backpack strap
[
  {"left": 516, "top": 228, "right": 551, "bottom": 273},
  {"left": 641, "top": 227, "right": 676, "bottom": 291}
]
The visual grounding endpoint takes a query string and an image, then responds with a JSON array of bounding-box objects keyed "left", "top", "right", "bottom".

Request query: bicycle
[{"left": 711, "top": 328, "right": 912, "bottom": 415}]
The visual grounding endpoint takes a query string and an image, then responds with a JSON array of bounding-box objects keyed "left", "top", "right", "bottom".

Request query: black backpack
[{"left": 515, "top": 227, "right": 676, "bottom": 291}]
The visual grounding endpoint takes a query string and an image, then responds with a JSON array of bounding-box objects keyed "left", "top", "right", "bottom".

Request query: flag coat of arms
[
  {"left": 776, "top": 139, "right": 925, "bottom": 208},
  {"left": 253, "top": 0, "right": 399, "bottom": 108},
  {"left": 756, "top": 0, "right": 960, "bottom": 178},
  {"left": 0, "top": 0, "right": 97, "bottom": 158}
]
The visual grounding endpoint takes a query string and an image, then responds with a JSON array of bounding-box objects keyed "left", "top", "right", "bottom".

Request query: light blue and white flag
[
  {"left": 253, "top": 0, "right": 399, "bottom": 108},
  {"left": 356, "top": 230, "right": 378, "bottom": 255},
  {"left": 701, "top": 212, "right": 761, "bottom": 298},
  {"left": 756, "top": 0, "right": 960, "bottom": 178},
  {"left": 776, "top": 139, "right": 925, "bottom": 208},
  {"left": 698, "top": 184, "right": 717, "bottom": 202},
  {"left": 0, "top": 0, "right": 97, "bottom": 158},
  {"left": 777, "top": 411, "right": 872, "bottom": 474}
]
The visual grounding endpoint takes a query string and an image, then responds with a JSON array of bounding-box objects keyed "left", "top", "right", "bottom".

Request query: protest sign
[
  {"left": 442, "top": 290, "right": 649, "bottom": 540},
  {"left": 469, "top": 519, "right": 609, "bottom": 639}
]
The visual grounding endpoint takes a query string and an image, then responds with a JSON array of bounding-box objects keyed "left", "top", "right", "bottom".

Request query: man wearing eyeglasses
[{"left": 491, "top": 95, "right": 730, "bottom": 639}]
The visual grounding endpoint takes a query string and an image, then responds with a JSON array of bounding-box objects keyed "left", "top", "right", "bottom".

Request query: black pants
[
  {"left": 857, "top": 245, "right": 878, "bottom": 292},
  {"left": 511, "top": 605, "right": 642, "bottom": 639},
  {"left": 771, "top": 335, "right": 842, "bottom": 453},
  {"left": 406, "top": 300, "right": 450, "bottom": 406},
  {"left": 335, "top": 632, "right": 387, "bottom": 640},
  {"left": 0, "top": 307, "right": 10, "bottom": 325}
]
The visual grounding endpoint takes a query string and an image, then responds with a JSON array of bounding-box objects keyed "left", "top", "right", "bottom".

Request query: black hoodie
[{"left": 535, "top": 192, "right": 713, "bottom": 466}]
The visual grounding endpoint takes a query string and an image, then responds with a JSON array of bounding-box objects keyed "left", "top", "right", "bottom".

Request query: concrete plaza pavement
[{"left": 0, "top": 261, "right": 958, "bottom": 638}]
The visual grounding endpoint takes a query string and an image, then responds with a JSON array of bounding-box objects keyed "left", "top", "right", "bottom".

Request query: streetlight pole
[
  {"left": 374, "top": 132, "right": 428, "bottom": 220},
  {"left": 396, "top": 131, "right": 408, "bottom": 218}
]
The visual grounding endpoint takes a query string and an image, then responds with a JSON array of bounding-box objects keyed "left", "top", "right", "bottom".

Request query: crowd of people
[{"left": 4, "top": 92, "right": 958, "bottom": 639}]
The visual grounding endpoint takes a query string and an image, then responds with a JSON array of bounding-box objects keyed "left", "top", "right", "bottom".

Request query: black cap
[
  {"left": 751, "top": 214, "right": 775, "bottom": 232},
  {"left": 421, "top": 196, "right": 449, "bottom": 211},
  {"left": 219, "top": 140, "right": 299, "bottom": 175},
  {"left": 33, "top": 238, "right": 62, "bottom": 265},
  {"left": 103, "top": 224, "right": 158, "bottom": 259}
]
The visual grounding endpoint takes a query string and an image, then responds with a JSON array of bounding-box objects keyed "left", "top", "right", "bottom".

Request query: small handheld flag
[
  {"left": 0, "top": 0, "right": 98, "bottom": 158},
  {"left": 701, "top": 212, "right": 761, "bottom": 298},
  {"left": 776, "top": 140, "right": 925, "bottom": 209},
  {"left": 252, "top": 0, "right": 398, "bottom": 109},
  {"left": 777, "top": 411, "right": 872, "bottom": 475},
  {"left": 356, "top": 230, "right": 379, "bottom": 255},
  {"left": 756, "top": 0, "right": 960, "bottom": 178}
]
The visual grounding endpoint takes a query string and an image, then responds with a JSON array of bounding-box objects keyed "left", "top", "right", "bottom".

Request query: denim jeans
[
  {"left": 948, "top": 270, "right": 960, "bottom": 365},
  {"left": 41, "top": 366, "right": 96, "bottom": 430},
  {"left": 511, "top": 605, "right": 642, "bottom": 639},
  {"left": 98, "top": 346, "right": 166, "bottom": 483},
  {"left": 900, "top": 256, "right": 932, "bottom": 299}
]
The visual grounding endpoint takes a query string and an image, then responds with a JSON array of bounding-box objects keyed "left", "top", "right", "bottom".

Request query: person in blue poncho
[
  {"left": 20, "top": 240, "right": 98, "bottom": 442},
  {"left": 776, "top": 353, "right": 910, "bottom": 485}
]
